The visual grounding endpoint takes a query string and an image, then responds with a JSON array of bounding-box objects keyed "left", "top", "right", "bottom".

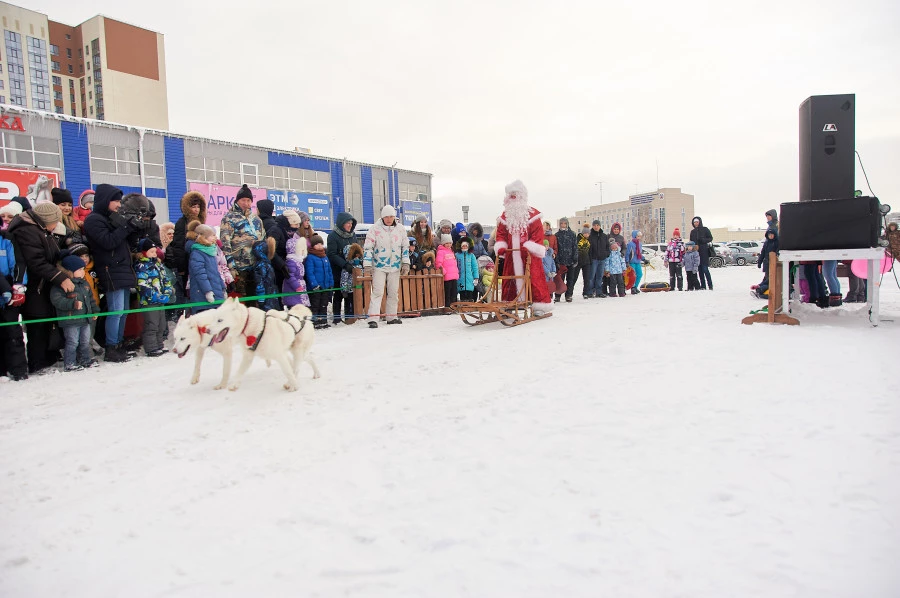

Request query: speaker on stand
[{"left": 799, "top": 94, "right": 855, "bottom": 202}]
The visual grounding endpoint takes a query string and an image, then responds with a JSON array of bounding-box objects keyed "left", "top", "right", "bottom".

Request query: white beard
[{"left": 504, "top": 198, "right": 530, "bottom": 234}]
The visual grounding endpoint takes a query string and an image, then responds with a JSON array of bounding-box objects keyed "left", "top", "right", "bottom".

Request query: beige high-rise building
[
  {"left": 571, "top": 187, "right": 695, "bottom": 244},
  {"left": 0, "top": 1, "right": 169, "bottom": 130}
]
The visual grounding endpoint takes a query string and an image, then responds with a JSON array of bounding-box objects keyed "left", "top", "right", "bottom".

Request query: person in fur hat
[
  {"left": 50, "top": 254, "right": 99, "bottom": 371},
  {"left": 134, "top": 238, "right": 174, "bottom": 356},
  {"left": 338, "top": 243, "right": 363, "bottom": 324},
  {"left": 411, "top": 214, "right": 436, "bottom": 253},
  {"left": 305, "top": 234, "right": 334, "bottom": 328},
  {"left": 188, "top": 223, "right": 225, "bottom": 313},
  {"left": 251, "top": 237, "right": 280, "bottom": 312},
  {"left": 492, "top": 180, "right": 553, "bottom": 314},
  {"left": 283, "top": 235, "right": 311, "bottom": 309},
  {"left": 172, "top": 190, "right": 207, "bottom": 304}
]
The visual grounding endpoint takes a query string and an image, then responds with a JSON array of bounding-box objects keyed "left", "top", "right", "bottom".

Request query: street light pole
[{"left": 594, "top": 181, "right": 603, "bottom": 205}]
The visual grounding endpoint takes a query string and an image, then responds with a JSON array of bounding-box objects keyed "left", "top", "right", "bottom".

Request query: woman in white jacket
[{"left": 363, "top": 205, "right": 410, "bottom": 328}]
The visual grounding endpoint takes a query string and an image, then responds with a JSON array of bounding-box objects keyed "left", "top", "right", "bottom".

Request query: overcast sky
[{"left": 35, "top": 0, "right": 900, "bottom": 228}]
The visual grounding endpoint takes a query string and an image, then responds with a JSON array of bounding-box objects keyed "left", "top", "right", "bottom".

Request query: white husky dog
[
  {"left": 205, "top": 298, "right": 320, "bottom": 392},
  {"left": 171, "top": 309, "right": 236, "bottom": 390}
]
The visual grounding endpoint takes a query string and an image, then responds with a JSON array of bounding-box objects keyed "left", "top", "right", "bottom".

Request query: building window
[
  {"left": 0, "top": 95, "right": 5, "bottom": 104},
  {"left": 0, "top": 132, "right": 62, "bottom": 168},
  {"left": 399, "top": 182, "right": 428, "bottom": 202},
  {"left": 90, "top": 144, "right": 141, "bottom": 176},
  {"left": 50, "top": 44, "right": 59, "bottom": 56},
  {"left": 71, "top": 108, "right": 75, "bottom": 116},
  {"left": 55, "top": 106, "right": 63, "bottom": 114},
  {"left": 88, "top": 91, "right": 91, "bottom": 99},
  {"left": 67, "top": 64, "right": 73, "bottom": 74},
  {"left": 52, "top": 75, "right": 61, "bottom": 85},
  {"left": 53, "top": 90, "right": 62, "bottom": 100},
  {"left": 51, "top": 60, "right": 59, "bottom": 71},
  {"left": 5, "top": 30, "right": 27, "bottom": 108},
  {"left": 241, "top": 163, "right": 258, "bottom": 186},
  {"left": 65, "top": 34, "right": 71, "bottom": 40},
  {"left": 69, "top": 93, "right": 74, "bottom": 103},
  {"left": 87, "top": 76, "right": 91, "bottom": 85},
  {"left": 66, "top": 48, "right": 72, "bottom": 59}
]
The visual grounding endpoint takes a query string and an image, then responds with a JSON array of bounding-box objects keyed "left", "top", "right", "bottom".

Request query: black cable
[{"left": 854, "top": 151, "right": 876, "bottom": 197}]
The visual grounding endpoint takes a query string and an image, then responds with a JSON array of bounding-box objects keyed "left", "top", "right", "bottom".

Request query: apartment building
[
  {"left": 0, "top": 2, "right": 168, "bottom": 130},
  {"left": 571, "top": 187, "right": 696, "bottom": 244}
]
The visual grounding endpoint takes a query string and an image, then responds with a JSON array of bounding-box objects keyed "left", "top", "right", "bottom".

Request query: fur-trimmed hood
[
  {"left": 420, "top": 250, "right": 435, "bottom": 266},
  {"left": 251, "top": 236, "right": 277, "bottom": 261},
  {"left": 286, "top": 235, "right": 308, "bottom": 260},
  {"left": 180, "top": 191, "right": 208, "bottom": 223},
  {"left": 345, "top": 243, "right": 364, "bottom": 262}
]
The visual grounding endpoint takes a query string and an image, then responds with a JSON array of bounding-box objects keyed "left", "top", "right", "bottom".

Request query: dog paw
[
  {"left": 313, "top": 372, "right": 321, "bottom": 379},
  {"left": 283, "top": 383, "right": 297, "bottom": 392},
  {"left": 228, "top": 384, "right": 240, "bottom": 392},
  {"left": 213, "top": 384, "right": 225, "bottom": 390},
  {"left": 190, "top": 378, "right": 199, "bottom": 385}
]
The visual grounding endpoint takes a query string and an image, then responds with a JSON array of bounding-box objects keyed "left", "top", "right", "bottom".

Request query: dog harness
[{"left": 240, "top": 309, "right": 311, "bottom": 352}]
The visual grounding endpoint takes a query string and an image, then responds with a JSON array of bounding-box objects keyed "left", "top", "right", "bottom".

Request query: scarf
[{"left": 310, "top": 246, "right": 326, "bottom": 258}]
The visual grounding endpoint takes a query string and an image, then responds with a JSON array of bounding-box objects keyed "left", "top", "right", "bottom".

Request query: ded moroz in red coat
[{"left": 492, "top": 180, "right": 553, "bottom": 313}]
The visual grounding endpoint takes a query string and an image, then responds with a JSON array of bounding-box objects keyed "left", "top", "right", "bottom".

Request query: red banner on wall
[{"left": 0, "top": 167, "right": 61, "bottom": 208}]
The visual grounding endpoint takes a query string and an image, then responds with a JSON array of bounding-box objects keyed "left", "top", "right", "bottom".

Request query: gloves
[
  {"left": 400, "top": 264, "right": 410, "bottom": 275},
  {"left": 205, "top": 291, "right": 215, "bottom": 303},
  {"left": 364, "top": 266, "right": 374, "bottom": 277},
  {"left": 109, "top": 212, "right": 129, "bottom": 230},
  {"left": 126, "top": 215, "right": 144, "bottom": 232},
  {"left": 9, "top": 284, "right": 26, "bottom": 307},
  {"left": 0, "top": 292, "right": 10, "bottom": 307}
]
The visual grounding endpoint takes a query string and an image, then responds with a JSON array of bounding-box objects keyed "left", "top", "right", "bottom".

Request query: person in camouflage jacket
[{"left": 219, "top": 184, "right": 264, "bottom": 296}]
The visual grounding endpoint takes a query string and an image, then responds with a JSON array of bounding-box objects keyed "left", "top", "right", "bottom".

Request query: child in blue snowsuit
[{"left": 607, "top": 238, "right": 627, "bottom": 297}]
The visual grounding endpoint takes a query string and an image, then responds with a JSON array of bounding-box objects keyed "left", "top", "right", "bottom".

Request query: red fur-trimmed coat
[{"left": 493, "top": 207, "right": 552, "bottom": 309}]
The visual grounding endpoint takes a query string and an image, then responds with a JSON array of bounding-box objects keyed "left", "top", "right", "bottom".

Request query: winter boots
[
  {"left": 104, "top": 343, "right": 133, "bottom": 363},
  {"left": 828, "top": 294, "right": 843, "bottom": 307}
]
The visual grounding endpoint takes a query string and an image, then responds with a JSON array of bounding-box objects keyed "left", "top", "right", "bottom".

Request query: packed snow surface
[{"left": 2, "top": 267, "right": 899, "bottom": 597}]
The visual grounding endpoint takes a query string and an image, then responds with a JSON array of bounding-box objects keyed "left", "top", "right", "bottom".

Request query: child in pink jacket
[{"left": 435, "top": 234, "right": 459, "bottom": 309}]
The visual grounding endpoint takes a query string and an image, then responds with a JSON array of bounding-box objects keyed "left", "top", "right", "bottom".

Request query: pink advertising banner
[{"left": 188, "top": 183, "right": 268, "bottom": 228}]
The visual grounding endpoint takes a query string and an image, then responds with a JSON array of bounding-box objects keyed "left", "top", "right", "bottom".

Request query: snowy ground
[{"left": 2, "top": 265, "right": 899, "bottom": 598}]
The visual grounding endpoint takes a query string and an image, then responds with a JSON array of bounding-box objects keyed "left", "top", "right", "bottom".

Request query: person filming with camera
[{"left": 83, "top": 184, "right": 144, "bottom": 363}]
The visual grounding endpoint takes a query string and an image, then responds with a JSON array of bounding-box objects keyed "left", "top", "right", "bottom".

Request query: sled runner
[{"left": 451, "top": 251, "right": 552, "bottom": 327}]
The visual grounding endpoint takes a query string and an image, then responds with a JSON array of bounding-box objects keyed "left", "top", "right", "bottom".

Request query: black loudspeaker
[
  {"left": 799, "top": 94, "right": 855, "bottom": 202},
  {"left": 780, "top": 197, "right": 880, "bottom": 250}
]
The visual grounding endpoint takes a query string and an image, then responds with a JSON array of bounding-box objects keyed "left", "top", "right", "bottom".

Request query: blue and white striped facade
[{"left": 0, "top": 107, "right": 432, "bottom": 228}]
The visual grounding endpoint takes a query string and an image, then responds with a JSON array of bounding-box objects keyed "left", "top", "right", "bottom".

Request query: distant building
[
  {"left": 0, "top": 106, "right": 432, "bottom": 227},
  {"left": 0, "top": 1, "right": 169, "bottom": 129},
  {"left": 708, "top": 227, "right": 767, "bottom": 243},
  {"left": 571, "top": 187, "right": 695, "bottom": 244}
]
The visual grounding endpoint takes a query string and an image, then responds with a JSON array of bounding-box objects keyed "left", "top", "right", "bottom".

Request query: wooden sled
[{"left": 451, "top": 250, "right": 552, "bottom": 327}]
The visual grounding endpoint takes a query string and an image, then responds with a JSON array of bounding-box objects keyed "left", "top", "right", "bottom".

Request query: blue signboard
[
  {"left": 401, "top": 200, "right": 432, "bottom": 226},
  {"left": 267, "top": 190, "right": 332, "bottom": 232}
]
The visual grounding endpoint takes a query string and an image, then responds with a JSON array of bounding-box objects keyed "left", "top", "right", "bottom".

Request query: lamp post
[
  {"left": 462, "top": 205, "right": 469, "bottom": 224},
  {"left": 594, "top": 181, "right": 603, "bottom": 205}
]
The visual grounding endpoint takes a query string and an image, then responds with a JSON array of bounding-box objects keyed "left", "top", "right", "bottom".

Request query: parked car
[
  {"left": 727, "top": 245, "right": 757, "bottom": 266},
  {"left": 728, "top": 240, "right": 763, "bottom": 251}
]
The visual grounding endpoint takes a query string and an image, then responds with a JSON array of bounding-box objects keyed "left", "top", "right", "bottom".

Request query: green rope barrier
[{"left": 0, "top": 285, "right": 361, "bottom": 327}]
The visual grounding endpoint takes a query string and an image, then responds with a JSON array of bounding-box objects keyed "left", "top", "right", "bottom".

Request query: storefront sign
[
  {"left": 188, "top": 182, "right": 268, "bottom": 228},
  {"left": 0, "top": 115, "right": 25, "bottom": 132},
  {"left": 267, "top": 190, "right": 332, "bottom": 232},
  {"left": 401, "top": 200, "right": 432, "bottom": 226},
  {"left": 0, "top": 167, "right": 60, "bottom": 207}
]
